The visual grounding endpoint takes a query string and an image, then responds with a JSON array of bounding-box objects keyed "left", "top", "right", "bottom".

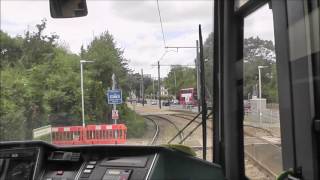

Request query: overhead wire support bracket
[
  {"left": 178, "top": 112, "right": 213, "bottom": 145},
  {"left": 151, "top": 64, "right": 196, "bottom": 67},
  {"left": 165, "top": 46, "right": 197, "bottom": 53},
  {"left": 167, "top": 112, "right": 202, "bottom": 144}
]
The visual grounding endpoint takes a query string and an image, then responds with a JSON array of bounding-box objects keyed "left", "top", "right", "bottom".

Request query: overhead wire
[{"left": 156, "top": 0, "right": 166, "bottom": 47}]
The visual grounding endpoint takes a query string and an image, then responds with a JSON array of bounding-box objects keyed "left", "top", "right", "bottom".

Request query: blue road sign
[{"left": 107, "top": 90, "right": 122, "bottom": 104}]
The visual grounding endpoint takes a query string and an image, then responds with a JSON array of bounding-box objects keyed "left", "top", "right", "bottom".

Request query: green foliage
[
  {"left": 0, "top": 20, "right": 145, "bottom": 141},
  {"left": 164, "top": 66, "right": 196, "bottom": 96},
  {"left": 1, "top": 19, "right": 57, "bottom": 139},
  {"left": 80, "top": 31, "right": 132, "bottom": 124},
  {"left": 117, "top": 104, "right": 146, "bottom": 138},
  {"left": 127, "top": 72, "right": 153, "bottom": 98},
  {"left": 202, "top": 33, "right": 278, "bottom": 103},
  {"left": 0, "top": 30, "right": 23, "bottom": 68},
  {"left": 243, "top": 37, "right": 278, "bottom": 102}
]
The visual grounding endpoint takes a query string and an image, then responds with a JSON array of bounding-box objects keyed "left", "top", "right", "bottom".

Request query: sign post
[
  {"left": 107, "top": 90, "right": 123, "bottom": 105},
  {"left": 107, "top": 75, "right": 123, "bottom": 122},
  {"left": 112, "top": 109, "right": 119, "bottom": 120},
  {"left": 106, "top": 74, "right": 123, "bottom": 144}
]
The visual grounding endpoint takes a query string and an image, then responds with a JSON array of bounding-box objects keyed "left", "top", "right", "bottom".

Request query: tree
[
  {"left": 201, "top": 33, "right": 278, "bottom": 103},
  {"left": 243, "top": 37, "right": 277, "bottom": 102},
  {"left": 164, "top": 66, "right": 196, "bottom": 96},
  {"left": 0, "top": 22, "right": 146, "bottom": 140},
  {"left": 80, "top": 31, "right": 131, "bottom": 124},
  {"left": 0, "top": 30, "right": 23, "bottom": 68}
]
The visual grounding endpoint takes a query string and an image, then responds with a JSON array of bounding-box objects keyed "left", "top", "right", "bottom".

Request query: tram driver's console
[{"left": 0, "top": 141, "right": 224, "bottom": 180}]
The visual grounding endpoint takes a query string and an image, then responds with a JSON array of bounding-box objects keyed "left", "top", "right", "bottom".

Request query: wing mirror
[{"left": 50, "top": 0, "right": 88, "bottom": 18}]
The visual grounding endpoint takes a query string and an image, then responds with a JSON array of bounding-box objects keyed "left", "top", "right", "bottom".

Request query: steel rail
[
  {"left": 144, "top": 115, "right": 183, "bottom": 145},
  {"left": 147, "top": 115, "right": 184, "bottom": 143},
  {"left": 167, "top": 112, "right": 202, "bottom": 144},
  {"left": 166, "top": 112, "right": 280, "bottom": 177},
  {"left": 143, "top": 116, "right": 159, "bottom": 145}
]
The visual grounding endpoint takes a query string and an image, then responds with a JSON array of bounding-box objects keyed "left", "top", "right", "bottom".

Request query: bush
[{"left": 118, "top": 104, "right": 146, "bottom": 138}]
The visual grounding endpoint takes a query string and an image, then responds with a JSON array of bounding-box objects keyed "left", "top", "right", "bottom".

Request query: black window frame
[{"left": 213, "top": 0, "right": 320, "bottom": 179}]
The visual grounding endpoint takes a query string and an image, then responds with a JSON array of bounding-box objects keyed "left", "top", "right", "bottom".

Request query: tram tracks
[
  {"left": 143, "top": 115, "right": 184, "bottom": 145},
  {"left": 169, "top": 112, "right": 280, "bottom": 179},
  {"left": 172, "top": 113, "right": 280, "bottom": 146},
  {"left": 143, "top": 116, "right": 159, "bottom": 145},
  {"left": 143, "top": 111, "right": 278, "bottom": 178},
  {"left": 142, "top": 110, "right": 279, "bottom": 178}
]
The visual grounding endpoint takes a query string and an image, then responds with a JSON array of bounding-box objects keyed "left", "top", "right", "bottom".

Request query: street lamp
[
  {"left": 258, "top": 65, "right": 268, "bottom": 126},
  {"left": 80, "top": 60, "right": 94, "bottom": 127},
  {"left": 258, "top": 66, "right": 268, "bottom": 99}
]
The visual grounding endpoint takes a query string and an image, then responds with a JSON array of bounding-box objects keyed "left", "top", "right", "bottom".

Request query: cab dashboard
[{"left": 0, "top": 141, "right": 224, "bottom": 180}]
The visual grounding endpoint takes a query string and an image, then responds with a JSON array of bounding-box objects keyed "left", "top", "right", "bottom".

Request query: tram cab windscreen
[{"left": 0, "top": 0, "right": 224, "bottom": 180}]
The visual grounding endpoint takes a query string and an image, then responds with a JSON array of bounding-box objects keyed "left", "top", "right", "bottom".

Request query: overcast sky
[{"left": 1, "top": 0, "right": 274, "bottom": 78}]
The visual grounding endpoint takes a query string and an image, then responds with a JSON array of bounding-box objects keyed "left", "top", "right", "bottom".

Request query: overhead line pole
[
  {"left": 153, "top": 77, "right": 155, "bottom": 100},
  {"left": 141, "top": 69, "right": 144, "bottom": 106},
  {"left": 199, "top": 24, "right": 207, "bottom": 160},
  {"left": 173, "top": 70, "right": 177, "bottom": 95},
  {"left": 158, "top": 61, "right": 161, "bottom": 109},
  {"left": 196, "top": 40, "right": 201, "bottom": 113},
  {"left": 112, "top": 73, "right": 117, "bottom": 125}
]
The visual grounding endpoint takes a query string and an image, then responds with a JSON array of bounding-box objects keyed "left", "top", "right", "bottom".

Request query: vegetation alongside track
[{"left": 0, "top": 20, "right": 145, "bottom": 140}]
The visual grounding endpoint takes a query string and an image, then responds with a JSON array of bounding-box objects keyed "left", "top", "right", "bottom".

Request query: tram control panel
[{"left": 0, "top": 141, "right": 224, "bottom": 180}]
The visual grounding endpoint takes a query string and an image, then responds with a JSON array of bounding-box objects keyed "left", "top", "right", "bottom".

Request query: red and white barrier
[{"left": 51, "top": 124, "right": 127, "bottom": 145}]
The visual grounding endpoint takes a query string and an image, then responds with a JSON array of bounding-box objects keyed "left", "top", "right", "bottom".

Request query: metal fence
[{"left": 245, "top": 107, "right": 280, "bottom": 128}]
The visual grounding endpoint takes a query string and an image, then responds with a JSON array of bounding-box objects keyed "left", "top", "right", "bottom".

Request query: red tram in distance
[
  {"left": 51, "top": 124, "right": 127, "bottom": 145},
  {"left": 178, "top": 88, "right": 198, "bottom": 106}
]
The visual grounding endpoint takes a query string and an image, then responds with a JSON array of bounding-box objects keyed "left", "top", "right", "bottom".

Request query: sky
[{"left": 1, "top": 0, "right": 274, "bottom": 78}]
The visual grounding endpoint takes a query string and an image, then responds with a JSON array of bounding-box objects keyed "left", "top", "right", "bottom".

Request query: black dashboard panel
[
  {"left": 0, "top": 147, "right": 39, "bottom": 180},
  {"left": 0, "top": 141, "right": 225, "bottom": 180},
  {"left": 0, "top": 141, "right": 158, "bottom": 180}
]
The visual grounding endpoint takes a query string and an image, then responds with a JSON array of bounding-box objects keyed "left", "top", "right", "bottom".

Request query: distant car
[
  {"left": 138, "top": 99, "right": 147, "bottom": 104},
  {"left": 151, "top": 101, "right": 157, "bottom": 105},
  {"left": 172, "top": 99, "right": 179, "bottom": 105},
  {"left": 244, "top": 100, "right": 251, "bottom": 109},
  {"left": 244, "top": 100, "right": 251, "bottom": 113},
  {"left": 162, "top": 101, "right": 170, "bottom": 106}
]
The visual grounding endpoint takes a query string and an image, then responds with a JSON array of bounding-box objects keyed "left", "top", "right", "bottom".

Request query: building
[{"left": 160, "top": 86, "right": 168, "bottom": 96}]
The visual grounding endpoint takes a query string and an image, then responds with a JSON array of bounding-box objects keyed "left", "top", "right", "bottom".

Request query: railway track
[
  {"left": 143, "top": 116, "right": 159, "bottom": 145},
  {"left": 168, "top": 112, "right": 280, "bottom": 179},
  {"left": 173, "top": 113, "right": 278, "bottom": 144},
  {"left": 142, "top": 111, "right": 279, "bottom": 178},
  {"left": 170, "top": 113, "right": 213, "bottom": 129},
  {"left": 143, "top": 115, "right": 183, "bottom": 145}
]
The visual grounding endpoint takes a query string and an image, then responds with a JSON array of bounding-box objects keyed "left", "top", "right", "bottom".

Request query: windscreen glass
[
  {"left": 243, "top": 4, "right": 283, "bottom": 178},
  {"left": 0, "top": 0, "right": 213, "bottom": 161}
]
